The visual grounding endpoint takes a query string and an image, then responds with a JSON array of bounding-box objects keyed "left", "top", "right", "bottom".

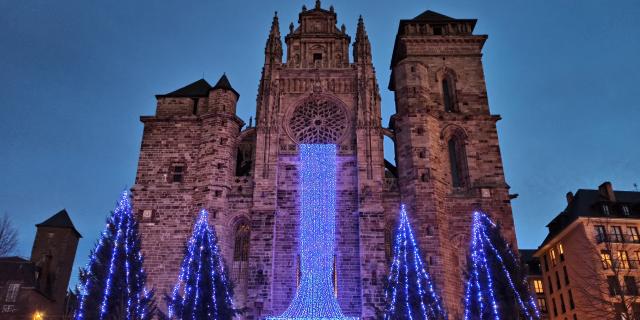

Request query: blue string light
[
  {"left": 384, "top": 204, "right": 446, "bottom": 320},
  {"left": 168, "top": 209, "right": 234, "bottom": 320},
  {"left": 75, "top": 191, "right": 153, "bottom": 320},
  {"left": 268, "top": 144, "right": 355, "bottom": 320},
  {"left": 463, "top": 211, "right": 540, "bottom": 320}
]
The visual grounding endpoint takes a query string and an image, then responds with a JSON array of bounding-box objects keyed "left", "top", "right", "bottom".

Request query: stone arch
[
  {"left": 436, "top": 67, "right": 460, "bottom": 112},
  {"left": 231, "top": 216, "right": 251, "bottom": 308},
  {"left": 442, "top": 125, "right": 470, "bottom": 189}
]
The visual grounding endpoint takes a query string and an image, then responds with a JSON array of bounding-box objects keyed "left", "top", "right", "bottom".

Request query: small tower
[
  {"left": 31, "top": 209, "right": 81, "bottom": 303},
  {"left": 209, "top": 73, "right": 240, "bottom": 115}
]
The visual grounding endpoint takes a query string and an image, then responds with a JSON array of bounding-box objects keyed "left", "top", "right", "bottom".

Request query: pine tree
[
  {"left": 75, "top": 191, "right": 157, "bottom": 320},
  {"left": 384, "top": 204, "right": 447, "bottom": 320},
  {"left": 463, "top": 211, "right": 540, "bottom": 320},
  {"left": 167, "top": 209, "right": 238, "bottom": 320}
]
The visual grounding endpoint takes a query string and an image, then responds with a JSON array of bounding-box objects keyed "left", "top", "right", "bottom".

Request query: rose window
[{"left": 288, "top": 96, "right": 348, "bottom": 144}]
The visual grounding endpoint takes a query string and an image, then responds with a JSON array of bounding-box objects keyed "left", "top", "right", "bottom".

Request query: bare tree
[
  {"left": 572, "top": 217, "right": 640, "bottom": 320},
  {"left": 0, "top": 213, "right": 18, "bottom": 257}
]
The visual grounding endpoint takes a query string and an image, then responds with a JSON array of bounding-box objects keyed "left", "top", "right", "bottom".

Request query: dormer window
[
  {"left": 602, "top": 204, "right": 610, "bottom": 215},
  {"left": 623, "top": 205, "right": 631, "bottom": 216},
  {"left": 313, "top": 53, "right": 322, "bottom": 63}
]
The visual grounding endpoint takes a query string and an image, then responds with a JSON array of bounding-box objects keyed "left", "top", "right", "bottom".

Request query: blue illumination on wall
[{"left": 268, "top": 144, "right": 356, "bottom": 320}]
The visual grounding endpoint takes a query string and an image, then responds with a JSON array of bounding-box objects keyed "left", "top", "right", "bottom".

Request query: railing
[{"left": 596, "top": 233, "right": 640, "bottom": 244}]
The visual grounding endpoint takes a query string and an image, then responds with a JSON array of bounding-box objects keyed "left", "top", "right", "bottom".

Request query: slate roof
[
  {"left": 212, "top": 74, "right": 240, "bottom": 99},
  {"left": 156, "top": 79, "right": 212, "bottom": 98},
  {"left": 540, "top": 189, "right": 640, "bottom": 248},
  {"left": 0, "top": 257, "right": 38, "bottom": 286},
  {"left": 36, "top": 209, "right": 82, "bottom": 238},
  {"left": 412, "top": 10, "right": 456, "bottom": 21}
]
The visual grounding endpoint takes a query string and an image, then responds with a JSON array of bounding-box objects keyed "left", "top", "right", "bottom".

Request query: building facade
[
  {"left": 534, "top": 182, "right": 640, "bottom": 320},
  {"left": 521, "top": 249, "right": 550, "bottom": 319},
  {"left": 0, "top": 210, "right": 81, "bottom": 320},
  {"left": 132, "top": 2, "right": 517, "bottom": 319}
]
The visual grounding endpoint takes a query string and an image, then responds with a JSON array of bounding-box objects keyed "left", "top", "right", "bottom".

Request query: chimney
[
  {"left": 566, "top": 192, "right": 574, "bottom": 204},
  {"left": 598, "top": 181, "right": 616, "bottom": 202}
]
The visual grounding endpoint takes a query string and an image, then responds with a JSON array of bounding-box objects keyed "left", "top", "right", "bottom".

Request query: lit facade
[
  {"left": 534, "top": 182, "right": 640, "bottom": 320},
  {"left": 132, "top": 2, "right": 517, "bottom": 319}
]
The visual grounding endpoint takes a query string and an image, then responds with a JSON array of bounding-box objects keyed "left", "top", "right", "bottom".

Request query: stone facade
[{"left": 133, "top": 3, "right": 516, "bottom": 319}]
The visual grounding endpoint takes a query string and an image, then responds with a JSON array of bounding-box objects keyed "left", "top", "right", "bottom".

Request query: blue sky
[{"left": 1, "top": 0, "right": 639, "bottom": 288}]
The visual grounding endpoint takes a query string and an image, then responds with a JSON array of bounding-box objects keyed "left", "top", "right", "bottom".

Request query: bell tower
[
  {"left": 389, "top": 10, "right": 517, "bottom": 317},
  {"left": 249, "top": 1, "right": 386, "bottom": 319}
]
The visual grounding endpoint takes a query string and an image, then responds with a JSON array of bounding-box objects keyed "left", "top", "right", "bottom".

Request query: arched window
[
  {"left": 232, "top": 220, "right": 250, "bottom": 308},
  {"left": 442, "top": 75, "right": 458, "bottom": 113},
  {"left": 448, "top": 135, "right": 468, "bottom": 188},
  {"left": 233, "top": 222, "right": 250, "bottom": 261},
  {"left": 384, "top": 223, "right": 394, "bottom": 262}
]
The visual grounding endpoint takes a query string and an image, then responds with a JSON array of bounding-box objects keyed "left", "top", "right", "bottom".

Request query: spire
[
  {"left": 353, "top": 15, "right": 372, "bottom": 63},
  {"left": 315, "top": 0, "right": 321, "bottom": 9},
  {"left": 264, "top": 11, "right": 283, "bottom": 63},
  {"left": 212, "top": 73, "right": 240, "bottom": 99}
]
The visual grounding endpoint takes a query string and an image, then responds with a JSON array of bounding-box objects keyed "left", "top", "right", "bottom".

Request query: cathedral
[{"left": 132, "top": 1, "right": 517, "bottom": 319}]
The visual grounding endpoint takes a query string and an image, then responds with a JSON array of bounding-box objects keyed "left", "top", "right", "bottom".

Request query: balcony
[{"left": 596, "top": 233, "right": 640, "bottom": 244}]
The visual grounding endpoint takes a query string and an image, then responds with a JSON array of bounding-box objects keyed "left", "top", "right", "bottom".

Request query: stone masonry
[{"left": 132, "top": 2, "right": 517, "bottom": 319}]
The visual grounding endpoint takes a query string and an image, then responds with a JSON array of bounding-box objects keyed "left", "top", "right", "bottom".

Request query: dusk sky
[{"left": 1, "top": 0, "right": 639, "bottom": 288}]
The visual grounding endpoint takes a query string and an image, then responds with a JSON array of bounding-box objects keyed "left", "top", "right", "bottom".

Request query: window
[
  {"left": 313, "top": 53, "right": 322, "bottom": 62},
  {"left": 442, "top": 76, "right": 457, "bottom": 112},
  {"left": 448, "top": 135, "right": 468, "bottom": 188},
  {"left": 560, "top": 293, "right": 566, "bottom": 314},
  {"left": 563, "top": 265, "right": 570, "bottom": 285},
  {"left": 171, "top": 165, "right": 185, "bottom": 182},
  {"left": 543, "top": 255, "right": 549, "bottom": 272},
  {"left": 548, "top": 276, "right": 554, "bottom": 293},
  {"left": 619, "top": 251, "right": 631, "bottom": 269},
  {"left": 608, "top": 276, "right": 621, "bottom": 296},
  {"left": 612, "top": 226, "right": 625, "bottom": 242},
  {"left": 5, "top": 283, "right": 19, "bottom": 302},
  {"left": 533, "top": 279, "right": 544, "bottom": 293},
  {"left": 384, "top": 224, "right": 394, "bottom": 262},
  {"left": 537, "top": 297, "right": 548, "bottom": 313},
  {"left": 552, "top": 298, "right": 558, "bottom": 317},
  {"left": 433, "top": 25, "right": 444, "bottom": 35},
  {"left": 602, "top": 203, "right": 611, "bottom": 215},
  {"left": 233, "top": 222, "right": 250, "bottom": 262},
  {"left": 601, "top": 250, "right": 613, "bottom": 269},
  {"left": 556, "top": 271, "right": 562, "bottom": 290},
  {"left": 568, "top": 289, "right": 575, "bottom": 310},
  {"left": 595, "top": 225, "right": 607, "bottom": 242},
  {"left": 623, "top": 205, "right": 631, "bottom": 216},
  {"left": 558, "top": 243, "right": 565, "bottom": 261},
  {"left": 629, "top": 226, "right": 640, "bottom": 243},
  {"left": 550, "top": 248, "right": 557, "bottom": 266},
  {"left": 625, "top": 276, "right": 638, "bottom": 295}
]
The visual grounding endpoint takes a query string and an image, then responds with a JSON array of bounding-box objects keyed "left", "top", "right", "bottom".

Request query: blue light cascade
[
  {"left": 168, "top": 209, "right": 236, "bottom": 320},
  {"left": 384, "top": 204, "right": 447, "bottom": 320},
  {"left": 269, "top": 144, "right": 355, "bottom": 320},
  {"left": 463, "top": 211, "right": 541, "bottom": 320},
  {"left": 75, "top": 191, "right": 154, "bottom": 320}
]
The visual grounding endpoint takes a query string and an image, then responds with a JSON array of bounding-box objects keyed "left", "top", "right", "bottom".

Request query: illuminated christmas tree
[
  {"left": 463, "top": 211, "right": 540, "bottom": 320},
  {"left": 167, "top": 209, "right": 238, "bottom": 320},
  {"left": 384, "top": 204, "right": 447, "bottom": 320},
  {"left": 75, "top": 191, "right": 157, "bottom": 320}
]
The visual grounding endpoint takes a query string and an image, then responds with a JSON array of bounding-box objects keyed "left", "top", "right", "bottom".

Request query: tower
[
  {"left": 31, "top": 209, "right": 81, "bottom": 311},
  {"left": 389, "top": 11, "right": 517, "bottom": 317},
  {"left": 132, "top": 73, "right": 244, "bottom": 307},
  {"left": 248, "top": 1, "right": 386, "bottom": 318}
]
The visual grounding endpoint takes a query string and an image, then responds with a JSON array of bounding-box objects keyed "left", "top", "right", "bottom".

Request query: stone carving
[{"left": 287, "top": 95, "right": 348, "bottom": 144}]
